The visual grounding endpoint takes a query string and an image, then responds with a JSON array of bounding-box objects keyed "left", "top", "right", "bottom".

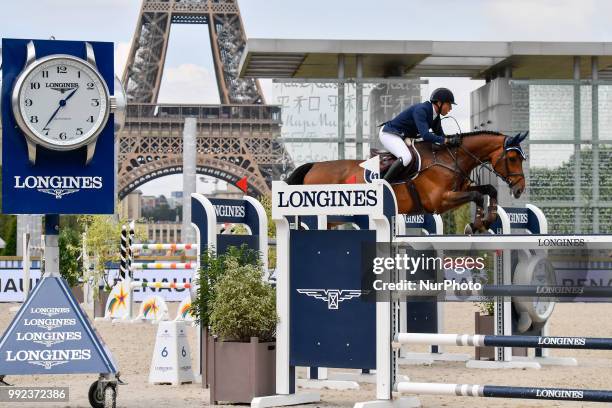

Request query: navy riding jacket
[{"left": 382, "top": 101, "right": 445, "bottom": 144}]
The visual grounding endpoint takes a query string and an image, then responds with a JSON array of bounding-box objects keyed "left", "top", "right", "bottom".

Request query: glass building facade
[{"left": 512, "top": 81, "right": 612, "bottom": 233}]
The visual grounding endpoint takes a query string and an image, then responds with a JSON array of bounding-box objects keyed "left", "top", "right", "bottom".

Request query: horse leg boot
[
  {"left": 472, "top": 206, "right": 486, "bottom": 233},
  {"left": 384, "top": 158, "right": 404, "bottom": 182},
  {"left": 466, "top": 185, "right": 498, "bottom": 230},
  {"left": 486, "top": 200, "right": 498, "bottom": 229}
]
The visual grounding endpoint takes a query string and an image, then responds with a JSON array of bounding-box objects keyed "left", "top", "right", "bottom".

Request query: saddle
[{"left": 370, "top": 145, "right": 421, "bottom": 183}]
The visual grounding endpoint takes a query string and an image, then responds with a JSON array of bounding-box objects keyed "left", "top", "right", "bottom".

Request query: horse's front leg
[
  {"left": 466, "top": 185, "right": 498, "bottom": 229},
  {"left": 439, "top": 190, "right": 486, "bottom": 233}
]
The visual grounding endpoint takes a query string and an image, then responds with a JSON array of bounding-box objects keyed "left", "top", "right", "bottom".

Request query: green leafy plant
[
  {"left": 78, "top": 213, "right": 145, "bottom": 292},
  {"left": 476, "top": 300, "right": 495, "bottom": 315},
  {"left": 78, "top": 215, "right": 121, "bottom": 292},
  {"left": 209, "top": 259, "right": 277, "bottom": 342},
  {"left": 258, "top": 194, "right": 276, "bottom": 269},
  {"left": 190, "top": 244, "right": 262, "bottom": 329},
  {"left": 0, "top": 215, "right": 17, "bottom": 256},
  {"left": 59, "top": 227, "right": 82, "bottom": 287}
]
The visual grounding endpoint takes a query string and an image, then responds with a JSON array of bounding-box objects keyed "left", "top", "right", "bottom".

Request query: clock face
[
  {"left": 13, "top": 55, "right": 110, "bottom": 150},
  {"left": 531, "top": 257, "right": 555, "bottom": 315}
]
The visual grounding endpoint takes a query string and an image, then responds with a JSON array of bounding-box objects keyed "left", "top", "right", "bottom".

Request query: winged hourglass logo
[{"left": 297, "top": 289, "right": 364, "bottom": 310}]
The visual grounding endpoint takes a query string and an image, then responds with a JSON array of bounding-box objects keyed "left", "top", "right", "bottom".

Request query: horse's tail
[{"left": 286, "top": 163, "right": 314, "bottom": 185}]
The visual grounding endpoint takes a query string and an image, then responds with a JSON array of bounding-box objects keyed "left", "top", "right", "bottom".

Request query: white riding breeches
[{"left": 379, "top": 127, "right": 413, "bottom": 166}]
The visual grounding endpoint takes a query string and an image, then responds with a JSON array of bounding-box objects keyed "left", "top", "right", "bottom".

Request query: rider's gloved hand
[{"left": 444, "top": 135, "right": 461, "bottom": 147}]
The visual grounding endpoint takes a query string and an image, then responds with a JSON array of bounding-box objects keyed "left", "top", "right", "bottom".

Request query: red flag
[
  {"left": 345, "top": 175, "right": 357, "bottom": 184},
  {"left": 236, "top": 177, "right": 248, "bottom": 193}
]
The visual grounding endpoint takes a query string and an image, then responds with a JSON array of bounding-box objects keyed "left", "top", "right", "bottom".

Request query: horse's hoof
[{"left": 464, "top": 223, "right": 474, "bottom": 235}]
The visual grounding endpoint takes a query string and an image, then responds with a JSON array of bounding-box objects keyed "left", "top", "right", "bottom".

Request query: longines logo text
[
  {"left": 46, "top": 82, "right": 79, "bottom": 88},
  {"left": 535, "top": 389, "right": 583, "bottom": 399},
  {"left": 538, "top": 238, "right": 585, "bottom": 247},
  {"left": 537, "top": 337, "right": 586, "bottom": 346},
  {"left": 405, "top": 214, "right": 425, "bottom": 224},
  {"left": 508, "top": 212, "right": 528, "bottom": 224},
  {"left": 277, "top": 189, "right": 378, "bottom": 208},
  {"left": 31, "top": 307, "right": 70, "bottom": 317},
  {"left": 5, "top": 349, "right": 91, "bottom": 369},
  {"left": 16, "top": 331, "right": 82, "bottom": 347},
  {"left": 215, "top": 204, "right": 245, "bottom": 218},
  {"left": 14, "top": 176, "right": 103, "bottom": 199},
  {"left": 536, "top": 286, "right": 585, "bottom": 295}
]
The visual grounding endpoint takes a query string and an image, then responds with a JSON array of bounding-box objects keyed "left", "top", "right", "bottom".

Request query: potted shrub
[
  {"left": 207, "top": 259, "right": 277, "bottom": 404},
  {"left": 190, "top": 245, "right": 264, "bottom": 388},
  {"left": 474, "top": 301, "right": 495, "bottom": 360}
]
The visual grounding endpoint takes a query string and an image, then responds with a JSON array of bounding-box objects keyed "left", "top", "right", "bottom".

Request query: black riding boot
[{"left": 383, "top": 159, "right": 404, "bottom": 182}]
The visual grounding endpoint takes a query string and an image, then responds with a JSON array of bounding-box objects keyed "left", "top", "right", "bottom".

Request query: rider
[{"left": 380, "top": 87, "right": 460, "bottom": 181}]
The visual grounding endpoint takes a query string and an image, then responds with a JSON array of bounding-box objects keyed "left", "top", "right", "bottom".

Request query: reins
[{"left": 411, "top": 134, "right": 525, "bottom": 190}]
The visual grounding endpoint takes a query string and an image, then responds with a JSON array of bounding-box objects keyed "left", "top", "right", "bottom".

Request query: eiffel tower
[{"left": 118, "top": 0, "right": 292, "bottom": 199}]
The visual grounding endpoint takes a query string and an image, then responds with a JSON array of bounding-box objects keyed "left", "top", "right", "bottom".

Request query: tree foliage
[
  {"left": 0, "top": 166, "right": 17, "bottom": 255},
  {"left": 78, "top": 214, "right": 145, "bottom": 291},
  {"left": 59, "top": 227, "right": 82, "bottom": 286},
  {"left": 258, "top": 194, "right": 276, "bottom": 269},
  {"left": 0, "top": 215, "right": 17, "bottom": 256}
]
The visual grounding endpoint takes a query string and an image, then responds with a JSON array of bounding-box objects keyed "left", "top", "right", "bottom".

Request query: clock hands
[
  {"left": 43, "top": 86, "right": 79, "bottom": 130},
  {"left": 43, "top": 105, "right": 63, "bottom": 130},
  {"left": 64, "top": 87, "right": 79, "bottom": 102}
]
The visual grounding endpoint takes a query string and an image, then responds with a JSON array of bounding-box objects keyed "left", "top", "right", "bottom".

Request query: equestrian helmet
[{"left": 430, "top": 88, "right": 456, "bottom": 105}]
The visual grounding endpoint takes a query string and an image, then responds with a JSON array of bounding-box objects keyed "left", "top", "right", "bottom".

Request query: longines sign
[
  {"left": 1, "top": 38, "right": 115, "bottom": 214},
  {"left": 13, "top": 175, "right": 104, "bottom": 199},
  {"left": 272, "top": 181, "right": 384, "bottom": 218},
  {"left": 0, "top": 277, "right": 118, "bottom": 374}
]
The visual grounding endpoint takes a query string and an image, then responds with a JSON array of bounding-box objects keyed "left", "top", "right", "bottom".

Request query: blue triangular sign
[{"left": 0, "top": 277, "right": 118, "bottom": 375}]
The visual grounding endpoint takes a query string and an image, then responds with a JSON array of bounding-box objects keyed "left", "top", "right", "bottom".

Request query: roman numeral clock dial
[{"left": 11, "top": 41, "right": 117, "bottom": 165}]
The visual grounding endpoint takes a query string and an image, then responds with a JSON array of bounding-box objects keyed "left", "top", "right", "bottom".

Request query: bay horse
[{"left": 286, "top": 131, "right": 528, "bottom": 232}]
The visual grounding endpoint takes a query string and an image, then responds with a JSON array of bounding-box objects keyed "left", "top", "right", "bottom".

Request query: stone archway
[{"left": 118, "top": 154, "right": 269, "bottom": 200}]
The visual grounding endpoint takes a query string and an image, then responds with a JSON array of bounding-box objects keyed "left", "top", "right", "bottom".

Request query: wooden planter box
[
  {"left": 474, "top": 312, "right": 495, "bottom": 360},
  {"left": 94, "top": 290, "right": 110, "bottom": 319},
  {"left": 474, "top": 312, "right": 528, "bottom": 360},
  {"left": 208, "top": 336, "right": 275, "bottom": 404},
  {"left": 70, "top": 285, "right": 84, "bottom": 304}
]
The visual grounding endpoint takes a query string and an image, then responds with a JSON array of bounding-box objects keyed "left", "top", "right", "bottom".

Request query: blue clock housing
[{"left": 2, "top": 38, "right": 115, "bottom": 214}]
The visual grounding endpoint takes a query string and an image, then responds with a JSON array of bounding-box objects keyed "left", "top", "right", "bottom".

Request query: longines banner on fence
[{"left": 1, "top": 38, "right": 115, "bottom": 214}]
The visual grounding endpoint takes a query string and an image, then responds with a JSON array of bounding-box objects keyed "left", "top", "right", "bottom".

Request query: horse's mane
[{"left": 452, "top": 130, "right": 505, "bottom": 137}]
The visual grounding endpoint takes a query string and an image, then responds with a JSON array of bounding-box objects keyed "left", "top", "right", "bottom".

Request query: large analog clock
[
  {"left": 11, "top": 41, "right": 117, "bottom": 165},
  {"left": 513, "top": 252, "right": 556, "bottom": 333}
]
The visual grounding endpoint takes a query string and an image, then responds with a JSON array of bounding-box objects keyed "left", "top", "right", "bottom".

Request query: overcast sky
[{"left": 3, "top": 0, "right": 612, "bottom": 195}]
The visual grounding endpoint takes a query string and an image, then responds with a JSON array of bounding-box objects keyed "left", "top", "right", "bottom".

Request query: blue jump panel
[{"left": 289, "top": 229, "right": 376, "bottom": 370}]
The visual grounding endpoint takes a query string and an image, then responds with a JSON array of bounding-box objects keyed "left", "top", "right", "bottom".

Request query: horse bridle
[
  {"left": 457, "top": 137, "right": 526, "bottom": 188},
  {"left": 491, "top": 146, "right": 526, "bottom": 188},
  {"left": 418, "top": 136, "right": 526, "bottom": 190}
]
